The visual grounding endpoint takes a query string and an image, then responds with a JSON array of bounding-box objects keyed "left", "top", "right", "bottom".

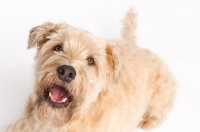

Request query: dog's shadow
[{"left": 0, "top": 65, "right": 34, "bottom": 131}]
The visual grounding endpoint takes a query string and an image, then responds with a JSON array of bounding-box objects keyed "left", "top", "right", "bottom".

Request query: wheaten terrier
[{"left": 5, "top": 8, "right": 176, "bottom": 132}]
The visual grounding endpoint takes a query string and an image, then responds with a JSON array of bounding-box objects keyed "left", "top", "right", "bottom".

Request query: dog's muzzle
[
  {"left": 57, "top": 65, "right": 76, "bottom": 83},
  {"left": 43, "top": 65, "right": 75, "bottom": 108}
]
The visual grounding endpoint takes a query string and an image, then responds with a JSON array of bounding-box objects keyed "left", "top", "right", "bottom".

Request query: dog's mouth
[{"left": 44, "top": 85, "right": 72, "bottom": 108}]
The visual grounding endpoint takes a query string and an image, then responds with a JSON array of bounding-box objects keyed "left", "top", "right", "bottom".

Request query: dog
[{"left": 5, "top": 8, "right": 176, "bottom": 132}]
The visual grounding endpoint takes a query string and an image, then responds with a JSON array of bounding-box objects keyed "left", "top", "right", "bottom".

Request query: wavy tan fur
[{"left": 5, "top": 8, "right": 176, "bottom": 132}]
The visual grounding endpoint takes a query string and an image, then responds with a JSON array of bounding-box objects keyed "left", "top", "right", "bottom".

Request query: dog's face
[{"left": 28, "top": 22, "right": 120, "bottom": 126}]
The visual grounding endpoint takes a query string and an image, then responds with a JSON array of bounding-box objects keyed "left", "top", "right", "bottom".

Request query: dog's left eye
[
  {"left": 53, "top": 45, "right": 63, "bottom": 52},
  {"left": 87, "top": 57, "right": 95, "bottom": 65}
]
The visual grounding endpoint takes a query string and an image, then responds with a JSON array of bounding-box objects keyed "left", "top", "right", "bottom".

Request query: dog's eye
[
  {"left": 53, "top": 45, "right": 63, "bottom": 52},
  {"left": 87, "top": 57, "right": 95, "bottom": 65}
]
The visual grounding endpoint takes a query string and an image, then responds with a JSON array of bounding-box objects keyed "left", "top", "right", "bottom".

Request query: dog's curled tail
[{"left": 121, "top": 8, "right": 137, "bottom": 43}]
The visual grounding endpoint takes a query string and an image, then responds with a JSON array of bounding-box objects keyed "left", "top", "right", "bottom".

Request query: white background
[{"left": 0, "top": 0, "right": 200, "bottom": 132}]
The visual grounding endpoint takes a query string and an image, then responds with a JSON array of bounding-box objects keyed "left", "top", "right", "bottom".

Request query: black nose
[{"left": 57, "top": 65, "right": 76, "bottom": 83}]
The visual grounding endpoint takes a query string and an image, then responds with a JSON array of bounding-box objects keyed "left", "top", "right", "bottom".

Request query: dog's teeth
[
  {"left": 49, "top": 92, "right": 52, "bottom": 97},
  {"left": 62, "top": 98, "right": 67, "bottom": 103}
]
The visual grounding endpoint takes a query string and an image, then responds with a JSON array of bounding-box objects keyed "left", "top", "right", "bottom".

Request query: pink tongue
[{"left": 49, "top": 87, "right": 68, "bottom": 103}]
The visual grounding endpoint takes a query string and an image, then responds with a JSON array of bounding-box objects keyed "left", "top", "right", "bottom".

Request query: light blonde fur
[{"left": 5, "top": 8, "right": 176, "bottom": 132}]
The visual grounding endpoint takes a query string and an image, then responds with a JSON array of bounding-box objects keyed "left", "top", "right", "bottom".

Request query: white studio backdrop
[{"left": 0, "top": 0, "right": 200, "bottom": 132}]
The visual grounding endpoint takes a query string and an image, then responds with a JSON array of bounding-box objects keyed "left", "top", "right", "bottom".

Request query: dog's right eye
[{"left": 53, "top": 45, "right": 63, "bottom": 52}]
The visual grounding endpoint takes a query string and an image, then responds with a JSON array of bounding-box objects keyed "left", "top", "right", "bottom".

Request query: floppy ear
[
  {"left": 106, "top": 45, "right": 123, "bottom": 84},
  {"left": 27, "top": 22, "right": 62, "bottom": 49}
]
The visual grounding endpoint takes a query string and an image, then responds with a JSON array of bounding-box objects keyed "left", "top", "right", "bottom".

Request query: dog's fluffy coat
[{"left": 5, "top": 8, "right": 176, "bottom": 132}]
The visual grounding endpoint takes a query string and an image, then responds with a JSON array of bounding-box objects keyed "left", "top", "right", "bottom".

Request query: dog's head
[{"left": 28, "top": 22, "right": 122, "bottom": 126}]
